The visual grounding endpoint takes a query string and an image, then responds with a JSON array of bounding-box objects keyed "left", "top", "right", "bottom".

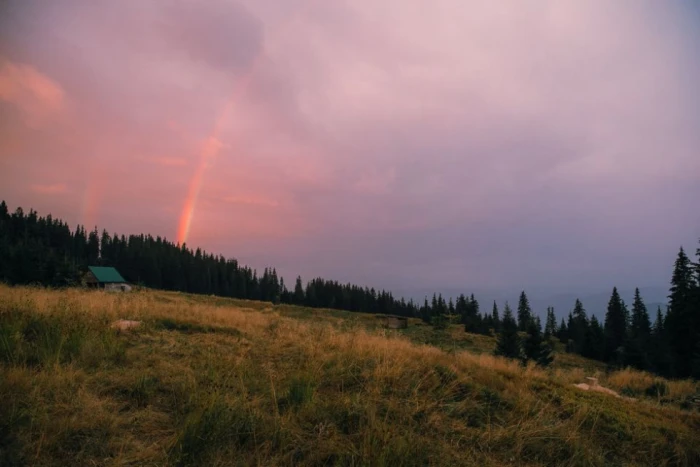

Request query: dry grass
[{"left": 1, "top": 284, "right": 699, "bottom": 466}]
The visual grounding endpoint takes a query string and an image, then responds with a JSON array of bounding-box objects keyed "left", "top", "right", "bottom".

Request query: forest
[{"left": 1, "top": 200, "right": 698, "bottom": 378}]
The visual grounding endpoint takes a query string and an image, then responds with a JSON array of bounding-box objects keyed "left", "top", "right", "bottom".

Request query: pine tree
[
  {"left": 517, "top": 291, "right": 532, "bottom": 331},
  {"left": 462, "top": 294, "right": 479, "bottom": 333},
  {"left": 432, "top": 294, "right": 448, "bottom": 329},
  {"left": 650, "top": 306, "right": 670, "bottom": 376},
  {"left": 99, "top": 230, "right": 112, "bottom": 265},
  {"left": 583, "top": 315, "right": 605, "bottom": 361},
  {"left": 630, "top": 290, "right": 650, "bottom": 335},
  {"left": 544, "top": 307, "right": 557, "bottom": 340},
  {"left": 668, "top": 247, "right": 695, "bottom": 313},
  {"left": 603, "top": 287, "right": 627, "bottom": 365},
  {"left": 491, "top": 301, "right": 501, "bottom": 332},
  {"left": 470, "top": 294, "right": 480, "bottom": 317},
  {"left": 625, "top": 288, "right": 651, "bottom": 370},
  {"left": 568, "top": 300, "right": 588, "bottom": 354},
  {"left": 665, "top": 248, "right": 698, "bottom": 377},
  {"left": 293, "top": 276, "right": 305, "bottom": 304},
  {"left": 557, "top": 318, "right": 568, "bottom": 344},
  {"left": 456, "top": 294, "right": 468, "bottom": 322},
  {"left": 481, "top": 311, "right": 494, "bottom": 335},
  {"left": 421, "top": 297, "right": 431, "bottom": 324},
  {"left": 522, "top": 318, "right": 553, "bottom": 367},
  {"left": 653, "top": 306, "right": 664, "bottom": 336},
  {"left": 87, "top": 227, "right": 100, "bottom": 266},
  {"left": 621, "top": 299, "right": 630, "bottom": 331},
  {"left": 495, "top": 302, "right": 521, "bottom": 360},
  {"left": 696, "top": 238, "right": 700, "bottom": 280},
  {"left": 691, "top": 241, "right": 700, "bottom": 378}
]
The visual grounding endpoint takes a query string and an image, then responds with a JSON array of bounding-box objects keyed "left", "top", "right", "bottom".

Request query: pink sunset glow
[{"left": 1, "top": 0, "right": 699, "bottom": 292}]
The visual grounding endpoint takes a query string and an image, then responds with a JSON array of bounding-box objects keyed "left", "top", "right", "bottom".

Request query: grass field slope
[{"left": 1, "top": 285, "right": 699, "bottom": 466}]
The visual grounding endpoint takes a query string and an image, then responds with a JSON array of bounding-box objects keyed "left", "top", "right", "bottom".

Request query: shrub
[{"left": 645, "top": 381, "right": 668, "bottom": 399}]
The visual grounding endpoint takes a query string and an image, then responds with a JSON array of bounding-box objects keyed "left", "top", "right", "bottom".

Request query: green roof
[{"left": 88, "top": 266, "right": 126, "bottom": 283}]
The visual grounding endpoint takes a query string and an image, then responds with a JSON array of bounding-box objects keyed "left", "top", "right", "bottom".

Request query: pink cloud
[
  {"left": 30, "top": 184, "right": 68, "bottom": 195},
  {"left": 0, "top": 59, "right": 65, "bottom": 127},
  {"left": 152, "top": 156, "right": 188, "bottom": 167},
  {"left": 222, "top": 195, "right": 280, "bottom": 207}
]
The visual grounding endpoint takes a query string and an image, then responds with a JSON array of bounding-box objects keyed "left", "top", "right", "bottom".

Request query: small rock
[
  {"left": 572, "top": 379, "right": 626, "bottom": 399},
  {"left": 585, "top": 377, "right": 599, "bottom": 387},
  {"left": 110, "top": 320, "right": 141, "bottom": 331}
]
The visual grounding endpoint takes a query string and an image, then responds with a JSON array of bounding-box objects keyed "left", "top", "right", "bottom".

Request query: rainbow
[
  {"left": 175, "top": 2, "right": 313, "bottom": 245},
  {"left": 175, "top": 69, "right": 256, "bottom": 245},
  {"left": 81, "top": 163, "right": 105, "bottom": 230},
  {"left": 76, "top": 3, "right": 313, "bottom": 243}
]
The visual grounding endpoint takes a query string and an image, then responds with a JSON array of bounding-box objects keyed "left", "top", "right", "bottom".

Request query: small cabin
[{"left": 85, "top": 266, "right": 131, "bottom": 292}]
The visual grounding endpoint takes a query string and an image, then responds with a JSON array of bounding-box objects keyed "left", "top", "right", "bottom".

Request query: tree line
[
  {"left": 1, "top": 201, "right": 698, "bottom": 378},
  {"left": 0, "top": 202, "right": 421, "bottom": 316},
  {"left": 492, "top": 247, "right": 700, "bottom": 378}
]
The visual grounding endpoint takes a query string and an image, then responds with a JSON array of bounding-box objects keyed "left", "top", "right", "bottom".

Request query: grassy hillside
[{"left": 1, "top": 285, "right": 699, "bottom": 466}]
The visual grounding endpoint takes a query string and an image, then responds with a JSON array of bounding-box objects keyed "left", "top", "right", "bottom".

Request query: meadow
[{"left": 1, "top": 284, "right": 699, "bottom": 466}]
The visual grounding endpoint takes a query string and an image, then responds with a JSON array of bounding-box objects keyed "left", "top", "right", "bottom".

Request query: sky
[{"left": 1, "top": 0, "right": 699, "bottom": 296}]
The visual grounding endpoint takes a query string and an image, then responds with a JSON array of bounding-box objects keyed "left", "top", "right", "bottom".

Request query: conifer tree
[
  {"left": 491, "top": 301, "right": 501, "bottom": 332},
  {"left": 432, "top": 294, "right": 448, "bottom": 329},
  {"left": 421, "top": 297, "right": 431, "bottom": 324},
  {"left": 495, "top": 302, "right": 521, "bottom": 360},
  {"left": 470, "top": 294, "right": 480, "bottom": 317},
  {"left": 691, "top": 240, "right": 700, "bottom": 377},
  {"left": 517, "top": 291, "right": 532, "bottom": 331},
  {"left": 583, "top": 315, "right": 605, "bottom": 361},
  {"left": 544, "top": 307, "right": 557, "bottom": 340},
  {"left": 653, "top": 306, "right": 664, "bottom": 336},
  {"left": 462, "top": 294, "right": 479, "bottom": 333},
  {"left": 625, "top": 288, "right": 651, "bottom": 370},
  {"left": 456, "top": 294, "right": 468, "bottom": 321},
  {"left": 603, "top": 287, "right": 627, "bottom": 364},
  {"left": 650, "top": 306, "right": 671, "bottom": 376},
  {"left": 293, "top": 276, "right": 305, "bottom": 304},
  {"left": 665, "top": 247, "right": 696, "bottom": 376},
  {"left": 481, "top": 311, "right": 494, "bottom": 335},
  {"left": 557, "top": 318, "right": 568, "bottom": 344},
  {"left": 630, "top": 289, "right": 651, "bottom": 337},
  {"left": 568, "top": 300, "right": 588, "bottom": 353},
  {"left": 668, "top": 247, "right": 695, "bottom": 314},
  {"left": 87, "top": 227, "right": 100, "bottom": 266},
  {"left": 696, "top": 238, "right": 700, "bottom": 280},
  {"left": 522, "top": 318, "right": 553, "bottom": 367}
]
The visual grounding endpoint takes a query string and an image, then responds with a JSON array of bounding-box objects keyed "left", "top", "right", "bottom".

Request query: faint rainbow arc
[
  {"left": 175, "top": 69, "right": 255, "bottom": 245},
  {"left": 175, "top": 4, "right": 313, "bottom": 246}
]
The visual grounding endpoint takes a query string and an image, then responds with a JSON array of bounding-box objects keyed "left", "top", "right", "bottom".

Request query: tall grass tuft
[
  {"left": 170, "top": 396, "right": 263, "bottom": 466},
  {"left": 279, "top": 376, "right": 315, "bottom": 411}
]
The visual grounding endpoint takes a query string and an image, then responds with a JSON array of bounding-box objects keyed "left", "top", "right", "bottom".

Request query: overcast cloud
[{"left": 1, "top": 0, "right": 698, "bottom": 293}]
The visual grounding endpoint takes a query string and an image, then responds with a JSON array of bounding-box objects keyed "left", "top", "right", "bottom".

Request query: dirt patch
[
  {"left": 110, "top": 320, "right": 141, "bottom": 331},
  {"left": 572, "top": 377, "right": 635, "bottom": 401},
  {"left": 573, "top": 382, "right": 621, "bottom": 397}
]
